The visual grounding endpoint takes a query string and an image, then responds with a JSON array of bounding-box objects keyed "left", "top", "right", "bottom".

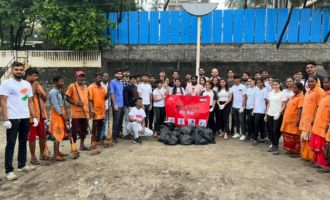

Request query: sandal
[
  {"left": 40, "top": 155, "right": 54, "bottom": 161},
  {"left": 53, "top": 155, "right": 66, "bottom": 162},
  {"left": 30, "top": 159, "right": 41, "bottom": 165},
  {"left": 224, "top": 133, "right": 228, "bottom": 140}
]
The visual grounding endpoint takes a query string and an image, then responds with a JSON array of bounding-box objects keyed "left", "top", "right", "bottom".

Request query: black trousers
[
  {"left": 216, "top": 101, "right": 231, "bottom": 133},
  {"left": 154, "top": 107, "right": 165, "bottom": 132},
  {"left": 5, "top": 118, "right": 30, "bottom": 174},
  {"left": 232, "top": 108, "right": 246, "bottom": 135},
  {"left": 246, "top": 109, "right": 255, "bottom": 138},
  {"left": 149, "top": 105, "right": 154, "bottom": 130},
  {"left": 208, "top": 107, "right": 216, "bottom": 133},
  {"left": 253, "top": 113, "right": 265, "bottom": 141},
  {"left": 266, "top": 115, "right": 283, "bottom": 148},
  {"left": 112, "top": 107, "right": 124, "bottom": 139},
  {"left": 144, "top": 104, "right": 151, "bottom": 128}
]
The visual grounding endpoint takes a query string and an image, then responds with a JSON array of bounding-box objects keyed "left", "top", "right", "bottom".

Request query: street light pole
[{"left": 196, "top": 15, "right": 201, "bottom": 76}]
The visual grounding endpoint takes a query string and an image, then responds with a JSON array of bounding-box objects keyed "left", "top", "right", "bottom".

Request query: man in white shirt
[
  {"left": 185, "top": 76, "right": 203, "bottom": 96},
  {"left": 137, "top": 74, "right": 153, "bottom": 128},
  {"left": 127, "top": 97, "right": 153, "bottom": 144},
  {"left": 0, "top": 62, "right": 38, "bottom": 181},
  {"left": 231, "top": 75, "right": 247, "bottom": 140}
]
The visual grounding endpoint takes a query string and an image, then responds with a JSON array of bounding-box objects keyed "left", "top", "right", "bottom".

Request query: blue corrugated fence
[{"left": 108, "top": 8, "right": 330, "bottom": 45}]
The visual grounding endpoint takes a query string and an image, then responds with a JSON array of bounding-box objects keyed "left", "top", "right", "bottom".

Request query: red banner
[{"left": 165, "top": 95, "right": 210, "bottom": 127}]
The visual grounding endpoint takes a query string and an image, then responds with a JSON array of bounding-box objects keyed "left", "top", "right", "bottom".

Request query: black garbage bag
[
  {"left": 192, "top": 128, "right": 208, "bottom": 145},
  {"left": 172, "top": 130, "right": 181, "bottom": 137},
  {"left": 199, "top": 127, "right": 215, "bottom": 144},
  {"left": 180, "top": 126, "right": 193, "bottom": 135},
  {"left": 164, "top": 133, "right": 179, "bottom": 145},
  {"left": 159, "top": 124, "right": 179, "bottom": 145},
  {"left": 167, "top": 122, "right": 176, "bottom": 131},
  {"left": 179, "top": 134, "right": 194, "bottom": 145},
  {"left": 159, "top": 125, "right": 171, "bottom": 143}
]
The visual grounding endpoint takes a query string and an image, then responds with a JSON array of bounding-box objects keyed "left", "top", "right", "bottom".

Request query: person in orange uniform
[
  {"left": 280, "top": 82, "right": 304, "bottom": 157},
  {"left": 299, "top": 76, "right": 325, "bottom": 162},
  {"left": 310, "top": 76, "right": 330, "bottom": 173},
  {"left": 66, "top": 71, "right": 90, "bottom": 152},
  {"left": 25, "top": 68, "right": 50, "bottom": 165},
  {"left": 49, "top": 75, "right": 68, "bottom": 161},
  {"left": 88, "top": 73, "right": 107, "bottom": 154},
  {"left": 325, "top": 123, "right": 330, "bottom": 164}
]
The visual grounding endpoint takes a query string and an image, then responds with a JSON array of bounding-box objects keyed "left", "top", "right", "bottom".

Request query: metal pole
[{"left": 196, "top": 16, "right": 201, "bottom": 76}]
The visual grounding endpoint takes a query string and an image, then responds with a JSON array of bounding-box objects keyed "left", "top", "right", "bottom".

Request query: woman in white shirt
[
  {"left": 245, "top": 78, "right": 256, "bottom": 141},
  {"left": 153, "top": 80, "right": 167, "bottom": 136},
  {"left": 216, "top": 79, "right": 232, "bottom": 139},
  {"left": 211, "top": 77, "right": 220, "bottom": 93},
  {"left": 171, "top": 79, "right": 185, "bottom": 96},
  {"left": 265, "top": 79, "right": 287, "bottom": 155},
  {"left": 252, "top": 79, "right": 268, "bottom": 145},
  {"left": 201, "top": 81, "right": 217, "bottom": 134}
]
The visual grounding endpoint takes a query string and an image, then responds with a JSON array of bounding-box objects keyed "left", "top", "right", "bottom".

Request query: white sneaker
[
  {"left": 6, "top": 172, "right": 17, "bottom": 181},
  {"left": 17, "top": 165, "right": 34, "bottom": 172},
  {"left": 239, "top": 135, "right": 246, "bottom": 141},
  {"left": 232, "top": 133, "right": 240, "bottom": 139}
]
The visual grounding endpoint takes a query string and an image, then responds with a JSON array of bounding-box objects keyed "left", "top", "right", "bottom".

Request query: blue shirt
[{"left": 110, "top": 79, "right": 124, "bottom": 107}]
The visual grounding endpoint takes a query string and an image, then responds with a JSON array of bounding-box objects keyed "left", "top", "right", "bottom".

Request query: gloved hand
[
  {"left": 3, "top": 120, "right": 12, "bottom": 129},
  {"left": 219, "top": 105, "right": 225, "bottom": 110},
  {"left": 33, "top": 117, "right": 39, "bottom": 127},
  {"left": 301, "top": 131, "right": 309, "bottom": 141},
  {"left": 239, "top": 108, "right": 244, "bottom": 113},
  {"left": 273, "top": 113, "right": 280, "bottom": 120},
  {"left": 209, "top": 108, "right": 214, "bottom": 112}
]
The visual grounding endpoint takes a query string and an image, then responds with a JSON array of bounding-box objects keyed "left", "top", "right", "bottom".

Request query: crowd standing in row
[{"left": 0, "top": 61, "right": 329, "bottom": 181}]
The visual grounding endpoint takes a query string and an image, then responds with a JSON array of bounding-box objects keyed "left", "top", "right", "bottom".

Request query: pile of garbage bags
[{"left": 159, "top": 123, "right": 215, "bottom": 145}]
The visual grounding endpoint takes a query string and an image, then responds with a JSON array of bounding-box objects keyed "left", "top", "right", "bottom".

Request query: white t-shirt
[
  {"left": 267, "top": 90, "right": 287, "bottom": 117},
  {"left": 129, "top": 107, "right": 146, "bottom": 123},
  {"left": 137, "top": 83, "right": 152, "bottom": 105},
  {"left": 245, "top": 87, "right": 256, "bottom": 109},
  {"left": 171, "top": 87, "right": 185, "bottom": 95},
  {"left": 282, "top": 89, "right": 294, "bottom": 101},
  {"left": 101, "top": 82, "right": 110, "bottom": 109},
  {"left": 253, "top": 87, "right": 269, "bottom": 114},
  {"left": 0, "top": 78, "right": 33, "bottom": 119},
  {"left": 231, "top": 84, "right": 247, "bottom": 109},
  {"left": 202, "top": 90, "right": 216, "bottom": 107},
  {"left": 265, "top": 81, "right": 272, "bottom": 91},
  {"left": 218, "top": 88, "right": 232, "bottom": 102},
  {"left": 153, "top": 88, "right": 166, "bottom": 107}
]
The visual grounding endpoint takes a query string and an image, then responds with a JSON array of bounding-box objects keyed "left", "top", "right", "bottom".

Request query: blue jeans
[
  {"left": 5, "top": 118, "right": 30, "bottom": 174},
  {"left": 100, "top": 109, "right": 109, "bottom": 140}
]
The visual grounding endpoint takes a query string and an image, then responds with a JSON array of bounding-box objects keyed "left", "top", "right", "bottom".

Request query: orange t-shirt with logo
[
  {"left": 88, "top": 83, "right": 106, "bottom": 120},
  {"left": 299, "top": 87, "right": 325, "bottom": 132},
  {"left": 66, "top": 82, "right": 90, "bottom": 119},
  {"left": 30, "top": 84, "right": 47, "bottom": 123},
  {"left": 281, "top": 92, "right": 304, "bottom": 135},
  {"left": 311, "top": 91, "right": 330, "bottom": 138}
]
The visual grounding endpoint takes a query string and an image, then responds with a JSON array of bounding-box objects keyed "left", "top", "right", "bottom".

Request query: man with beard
[
  {"left": 66, "top": 71, "right": 90, "bottom": 154},
  {"left": 185, "top": 76, "right": 203, "bottom": 96},
  {"left": 138, "top": 74, "right": 153, "bottom": 128},
  {"left": 227, "top": 69, "right": 235, "bottom": 87},
  {"left": 241, "top": 72, "right": 249, "bottom": 86},
  {"left": 110, "top": 69, "right": 124, "bottom": 143},
  {"left": 198, "top": 67, "right": 208, "bottom": 80},
  {"left": 25, "top": 68, "right": 49, "bottom": 165},
  {"left": 0, "top": 62, "right": 37, "bottom": 181},
  {"left": 88, "top": 74, "right": 107, "bottom": 154},
  {"left": 124, "top": 76, "right": 138, "bottom": 137},
  {"left": 100, "top": 72, "right": 110, "bottom": 142},
  {"left": 304, "top": 62, "right": 324, "bottom": 91},
  {"left": 122, "top": 68, "right": 130, "bottom": 87}
]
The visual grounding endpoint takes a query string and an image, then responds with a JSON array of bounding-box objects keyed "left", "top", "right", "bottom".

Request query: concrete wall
[{"left": 102, "top": 44, "right": 330, "bottom": 78}]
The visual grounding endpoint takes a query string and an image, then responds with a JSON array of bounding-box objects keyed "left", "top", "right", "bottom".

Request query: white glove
[
  {"left": 3, "top": 120, "right": 12, "bottom": 129},
  {"left": 219, "top": 105, "right": 225, "bottom": 110},
  {"left": 273, "top": 113, "right": 280, "bottom": 120},
  {"left": 32, "top": 117, "right": 39, "bottom": 127},
  {"left": 209, "top": 108, "right": 214, "bottom": 112},
  {"left": 239, "top": 108, "right": 244, "bottom": 113}
]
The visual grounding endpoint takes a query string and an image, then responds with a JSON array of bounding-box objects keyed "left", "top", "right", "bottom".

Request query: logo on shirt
[
  {"left": 135, "top": 114, "right": 143, "bottom": 119},
  {"left": 20, "top": 87, "right": 29, "bottom": 101}
]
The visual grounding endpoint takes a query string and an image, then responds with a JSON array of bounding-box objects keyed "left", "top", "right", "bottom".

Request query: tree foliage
[{"left": 0, "top": 0, "right": 137, "bottom": 50}]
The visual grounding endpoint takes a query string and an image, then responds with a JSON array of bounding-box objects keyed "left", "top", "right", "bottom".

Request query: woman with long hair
[
  {"left": 245, "top": 78, "right": 256, "bottom": 141},
  {"left": 211, "top": 77, "right": 220, "bottom": 93},
  {"left": 280, "top": 82, "right": 304, "bottom": 157},
  {"left": 265, "top": 79, "right": 287, "bottom": 155},
  {"left": 201, "top": 81, "right": 217, "bottom": 135},
  {"left": 200, "top": 77, "right": 207, "bottom": 90},
  {"left": 171, "top": 79, "right": 185, "bottom": 96},
  {"left": 216, "top": 79, "right": 232, "bottom": 139}
]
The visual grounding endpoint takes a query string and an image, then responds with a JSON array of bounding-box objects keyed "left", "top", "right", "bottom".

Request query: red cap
[{"left": 75, "top": 71, "right": 86, "bottom": 77}]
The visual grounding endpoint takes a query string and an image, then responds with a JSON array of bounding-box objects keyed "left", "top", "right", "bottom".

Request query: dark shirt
[{"left": 124, "top": 84, "right": 138, "bottom": 107}]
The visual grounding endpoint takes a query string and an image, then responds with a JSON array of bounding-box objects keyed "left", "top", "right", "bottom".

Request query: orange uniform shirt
[
  {"left": 311, "top": 91, "right": 330, "bottom": 138},
  {"left": 281, "top": 92, "right": 304, "bottom": 135},
  {"left": 30, "top": 84, "right": 47, "bottom": 123},
  {"left": 326, "top": 124, "right": 330, "bottom": 142},
  {"left": 299, "top": 87, "right": 325, "bottom": 132},
  {"left": 66, "top": 82, "right": 90, "bottom": 119},
  {"left": 88, "top": 83, "right": 106, "bottom": 120}
]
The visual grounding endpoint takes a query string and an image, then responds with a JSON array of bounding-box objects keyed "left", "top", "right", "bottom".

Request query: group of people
[{"left": 0, "top": 61, "right": 329, "bottom": 182}]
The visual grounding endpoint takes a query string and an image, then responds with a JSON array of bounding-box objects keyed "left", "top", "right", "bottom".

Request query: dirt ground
[{"left": 0, "top": 129, "right": 329, "bottom": 200}]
